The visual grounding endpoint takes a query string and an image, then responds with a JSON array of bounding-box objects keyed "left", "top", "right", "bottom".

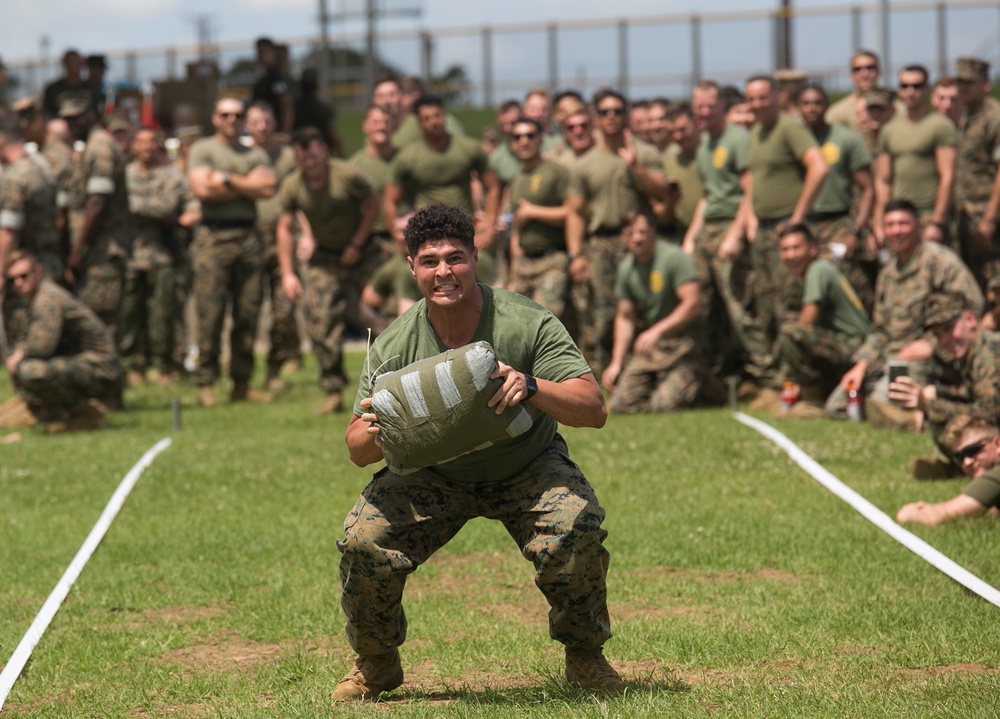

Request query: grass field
[{"left": 2, "top": 351, "right": 999, "bottom": 718}]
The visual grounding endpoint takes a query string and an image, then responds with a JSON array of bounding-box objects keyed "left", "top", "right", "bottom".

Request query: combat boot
[
  {"left": 0, "top": 396, "right": 42, "bottom": 428},
  {"left": 331, "top": 649, "right": 404, "bottom": 702},
  {"left": 230, "top": 379, "right": 272, "bottom": 404},
  {"left": 198, "top": 385, "right": 216, "bottom": 408},
  {"left": 565, "top": 646, "right": 625, "bottom": 692},
  {"left": 316, "top": 392, "right": 344, "bottom": 415}
]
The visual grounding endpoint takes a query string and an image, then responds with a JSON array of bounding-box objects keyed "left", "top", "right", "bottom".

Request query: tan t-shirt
[
  {"left": 507, "top": 159, "right": 570, "bottom": 256},
  {"left": 390, "top": 135, "right": 488, "bottom": 215},
  {"left": 278, "top": 159, "right": 374, "bottom": 257},
  {"left": 349, "top": 147, "right": 397, "bottom": 233},
  {"left": 567, "top": 141, "right": 663, "bottom": 234},
  {"left": 662, "top": 145, "right": 702, "bottom": 229},
  {"left": 256, "top": 143, "right": 297, "bottom": 232}
]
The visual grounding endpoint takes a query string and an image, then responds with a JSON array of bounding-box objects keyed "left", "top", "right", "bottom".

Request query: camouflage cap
[
  {"left": 925, "top": 293, "right": 967, "bottom": 328},
  {"left": 956, "top": 56, "right": 989, "bottom": 82},
  {"left": 58, "top": 96, "right": 92, "bottom": 118},
  {"left": 106, "top": 112, "right": 132, "bottom": 133},
  {"left": 862, "top": 88, "right": 894, "bottom": 109},
  {"left": 774, "top": 68, "right": 808, "bottom": 91}
]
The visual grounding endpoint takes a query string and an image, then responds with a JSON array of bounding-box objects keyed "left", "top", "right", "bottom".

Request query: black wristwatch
[{"left": 524, "top": 374, "right": 538, "bottom": 400}]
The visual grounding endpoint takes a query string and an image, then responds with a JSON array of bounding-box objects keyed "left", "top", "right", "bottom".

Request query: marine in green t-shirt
[
  {"left": 348, "top": 104, "right": 399, "bottom": 235},
  {"left": 696, "top": 123, "right": 750, "bottom": 222},
  {"left": 747, "top": 111, "right": 820, "bottom": 221}
]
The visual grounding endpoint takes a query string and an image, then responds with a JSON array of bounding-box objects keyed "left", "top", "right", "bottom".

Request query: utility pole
[{"left": 322, "top": 0, "right": 422, "bottom": 106}]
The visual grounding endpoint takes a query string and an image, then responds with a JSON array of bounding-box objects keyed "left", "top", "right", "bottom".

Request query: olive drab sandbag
[{"left": 370, "top": 341, "right": 534, "bottom": 474}]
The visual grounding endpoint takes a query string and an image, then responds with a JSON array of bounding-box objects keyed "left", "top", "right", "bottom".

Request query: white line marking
[
  {"left": 0, "top": 438, "right": 173, "bottom": 709},
  {"left": 734, "top": 412, "right": 1000, "bottom": 608}
]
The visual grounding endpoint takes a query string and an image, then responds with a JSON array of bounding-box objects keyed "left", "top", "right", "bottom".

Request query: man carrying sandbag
[{"left": 338, "top": 202, "right": 619, "bottom": 701}]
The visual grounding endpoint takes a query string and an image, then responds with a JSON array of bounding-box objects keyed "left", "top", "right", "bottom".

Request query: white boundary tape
[
  {"left": 734, "top": 412, "right": 1000, "bottom": 607},
  {"left": 0, "top": 437, "right": 173, "bottom": 710}
]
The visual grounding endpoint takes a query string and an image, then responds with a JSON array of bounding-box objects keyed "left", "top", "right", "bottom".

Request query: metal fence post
[
  {"left": 482, "top": 27, "right": 493, "bottom": 108},
  {"left": 618, "top": 19, "right": 628, "bottom": 95},
  {"left": 548, "top": 23, "right": 558, "bottom": 93}
]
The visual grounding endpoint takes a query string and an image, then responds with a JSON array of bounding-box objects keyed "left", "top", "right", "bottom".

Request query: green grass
[{"left": 2, "top": 353, "right": 999, "bottom": 717}]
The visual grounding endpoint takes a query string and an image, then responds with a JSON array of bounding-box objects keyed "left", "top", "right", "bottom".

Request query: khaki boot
[
  {"left": 908, "top": 455, "right": 962, "bottom": 480},
  {"left": 0, "top": 396, "right": 42, "bottom": 428},
  {"left": 47, "top": 401, "right": 106, "bottom": 433},
  {"left": 331, "top": 649, "right": 404, "bottom": 702},
  {"left": 230, "top": 379, "right": 272, "bottom": 404},
  {"left": 198, "top": 385, "right": 216, "bottom": 408},
  {"left": 565, "top": 646, "right": 625, "bottom": 692},
  {"left": 316, "top": 392, "right": 344, "bottom": 415}
]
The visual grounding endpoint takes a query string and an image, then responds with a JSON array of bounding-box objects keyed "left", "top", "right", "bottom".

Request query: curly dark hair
[{"left": 403, "top": 203, "right": 475, "bottom": 257}]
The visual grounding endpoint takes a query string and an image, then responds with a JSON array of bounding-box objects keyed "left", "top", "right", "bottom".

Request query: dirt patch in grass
[
  {"left": 896, "top": 663, "right": 995, "bottom": 677},
  {"left": 642, "top": 565, "right": 803, "bottom": 584},
  {"left": 131, "top": 701, "right": 209, "bottom": 718},
  {"left": 158, "top": 635, "right": 284, "bottom": 674},
  {"left": 141, "top": 605, "right": 227, "bottom": 624},
  {"left": 611, "top": 601, "right": 714, "bottom": 622}
]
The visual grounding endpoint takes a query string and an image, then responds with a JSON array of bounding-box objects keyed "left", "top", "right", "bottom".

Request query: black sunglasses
[
  {"left": 899, "top": 82, "right": 926, "bottom": 90},
  {"left": 6, "top": 271, "right": 31, "bottom": 282},
  {"left": 511, "top": 132, "right": 538, "bottom": 141},
  {"left": 953, "top": 439, "right": 993, "bottom": 462},
  {"left": 852, "top": 64, "right": 877, "bottom": 73},
  {"left": 218, "top": 112, "right": 245, "bottom": 120},
  {"left": 597, "top": 107, "right": 626, "bottom": 117}
]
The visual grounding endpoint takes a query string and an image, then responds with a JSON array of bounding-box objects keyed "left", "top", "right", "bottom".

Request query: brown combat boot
[
  {"left": 198, "top": 385, "right": 216, "bottom": 408},
  {"left": 331, "top": 649, "right": 404, "bottom": 702},
  {"left": 316, "top": 392, "right": 344, "bottom": 415},
  {"left": 230, "top": 379, "right": 271, "bottom": 404},
  {"left": 0, "top": 396, "right": 42, "bottom": 428},
  {"left": 565, "top": 646, "right": 625, "bottom": 692}
]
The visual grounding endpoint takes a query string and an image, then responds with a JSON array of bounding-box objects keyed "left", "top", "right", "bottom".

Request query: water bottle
[
  {"left": 780, "top": 381, "right": 798, "bottom": 413},
  {"left": 846, "top": 381, "right": 863, "bottom": 422}
]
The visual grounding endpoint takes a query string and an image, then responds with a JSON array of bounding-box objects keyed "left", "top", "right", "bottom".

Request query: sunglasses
[
  {"left": 564, "top": 121, "right": 590, "bottom": 131},
  {"left": 597, "top": 107, "right": 626, "bottom": 117},
  {"left": 218, "top": 112, "right": 245, "bottom": 120},
  {"left": 511, "top": 132, "right": 538, "bottom": 141},
  {"left": 6, "top": 271, "right": 31, "bottom": 282},
  {"left": 953, "top": 438, "right": 994, "bottom": 462},
  {"left": 899, "top": 82, "right": 926, "bottom": 90},
  {"left": 852, "top": 64, "right": 878, "bottom": 73}
]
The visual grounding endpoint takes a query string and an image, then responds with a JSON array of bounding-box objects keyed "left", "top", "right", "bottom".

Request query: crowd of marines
[{"left": 2, "top": 43, "right": 1000, "bottom": 522}]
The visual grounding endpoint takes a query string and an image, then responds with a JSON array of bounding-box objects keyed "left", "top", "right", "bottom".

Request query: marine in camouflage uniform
[
  {"left": 953, "top": 57, "right": 1000, "bottom": 290},
  {"left": 0, "top": 123, "right": 62, "bottom": 347},
  {"left": 566, "top": 90, "right": 670, "bottom": 373},
  {"left": 337, "top": 204, "right": 616, "bottom": 699},
  {"left": 246, "top": 103, "right": 302, "bottom": 387},
  {"left": 507, "top": 118, "right": 571, "bottom": 320},
  {"left": 65, "top": 104, "right": 133, "bottom": 340},
  {"left": 829, "top": 200, "right": 983, "bottom": 422},
  {"left": 5, "top": 259, "right": 121, "bottom": 415},
  {"left": 120, "top": 129, "right": 199, "bottom": 378},
  {"left": 278, "top": 127, "right": 377, "bottom": 412},
  {"left": 602, "top": 214, "right": 703, "bottom": 413}
]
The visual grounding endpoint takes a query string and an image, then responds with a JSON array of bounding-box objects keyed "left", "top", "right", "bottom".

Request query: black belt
[
  {"left": 590, "top": 227, "right": 621, "bottom": 237},
  {"left": 808, "top": 210, "right": 850, "bottom": 222},
  {"left": 203, "top": 220, "right": 255, "bottom": 230},
  {"left": 756, "top": 216, "right": 789, "bottom": 229},
  {"left": 522, "top": 247, "right": 563, "bottom": 259}
]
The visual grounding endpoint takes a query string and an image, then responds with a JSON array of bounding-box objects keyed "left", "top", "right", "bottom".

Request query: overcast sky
[{"left": 3, "top": 0, "right": 996, "bottom": 100}]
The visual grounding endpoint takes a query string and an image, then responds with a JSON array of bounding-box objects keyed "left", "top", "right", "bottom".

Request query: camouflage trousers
[
  {"left": 692, "top": 219, "right": 752, "bottom": 375},
  {"left": 17, "top": 352, "right": 121, "bottom": 409},
  {"left": 811, "top": 215, "right": 879, "bottom": 316},
  {"left": 337, "top": 435, "right": 612, "bottom": 655},
  {"left": 510, "top": 251, "right": 570, "bottom": 321},
  {"left": 191, "top": 226, "right": 264, "bottom": 386},
  {"left": 608, "top": 334, "right": 704, "bottom": 414},
  {"left": 172, "top": 255, "right": 192, "bottom": 372},
  {"left": 118, "top": 262, "right": 177, "bottom": 373},
  {"left": 956, "top": 208, "right": 1000, "bottom": 292},
  {"left": 775, "top": 322, "right": 859, "bottom": 389},
  {"left": 740, "top": 222, "right": 788, "bottom": 387},
  {"left": 76, "top": 257, "right": 125, "bottom": 341},
  {"left": 572, "top": 233, "right": 625, "bottom": 373},
  {"left": 302, "top": 262, "right": 351, "bottom": 394},
  {"left": 261, "top": 240, "right": 302, "bottom": 374}
]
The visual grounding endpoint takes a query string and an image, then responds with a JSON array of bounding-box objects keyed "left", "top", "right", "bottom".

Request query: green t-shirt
[
  {"left": 353, "top": 285, "right": 593, "bottom": 483},
  {"left": 613, "top": 239, "right": 699, "bottom": 329},
  {"left": 697, "top": 123, "right": 750, "bottom": 221},
  {"left": 507, "top": 159, "right": 569, "bottom": 256},
  {"left": 489, "top": 142, "right": 521, "bottom": 186},
  {"left": 963, "top": 466, "right": 1000, "bottom": 508},
  {"left": 278, "top": 159, "right": 374, "bottom": 256},
  {"left": 349, "top": 147, "right": 397, "bottom": 234},
  {"left": 188, "top": 136, "right": 270, "bottom": 223},
  {"left": 662, "top": 146, "right": 702, "bottom": 229},
  {"left": 748, "top": 113, "right": 819, "bottom": 220},
  {"left": 256, "top": 143, "right": 297, "bottom": 231},
  {"left": 567, "top": 141, "right": 663, "bottom": 233},
  {"left": 370, "top": 252, "right": 421, "bottom": 301},
  {"left": 802, "top": 259, "right": 870, "bottom": 340},
  {"left": 390, "top": 135, "right": 489, "bottom": 215},
  {"left": 812, "top": 124, "right": 871, "bottom": 215},
  {"left": 877, "top": 111, "right": 958, "bottom": 211}
]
